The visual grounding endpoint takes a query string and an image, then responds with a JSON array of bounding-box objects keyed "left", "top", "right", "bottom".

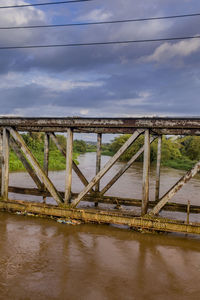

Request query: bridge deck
[{"left": 0, "top": 117, "right": 200, "bottom": 134}]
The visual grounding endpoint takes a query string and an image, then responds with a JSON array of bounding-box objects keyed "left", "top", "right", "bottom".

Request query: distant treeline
[
  {"left": 99, "top": 134, "right": 200, "bottom": 171},
  {"left": 9, "top": 133, "right": 200, "bottom": 171}
]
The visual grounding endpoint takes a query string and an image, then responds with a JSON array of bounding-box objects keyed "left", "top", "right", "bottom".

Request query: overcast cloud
[{"left": 1, "top": 0, "right": 200, "bottom": 117}]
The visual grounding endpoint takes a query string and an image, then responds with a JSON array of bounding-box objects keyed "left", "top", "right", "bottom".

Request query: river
[{"left": 0, "top": 152, "right": 200, "bottom": 299}]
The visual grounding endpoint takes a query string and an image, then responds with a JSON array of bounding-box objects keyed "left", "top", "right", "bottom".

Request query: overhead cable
[
  {"left": 0, "top": 0, "right": 92, "bottom": 9},
  {"left": 0, "top": 12, "right": 200, "bottom": 30},
  {"left": 0, "top": 35, "right": 200, "bottom": 50}
]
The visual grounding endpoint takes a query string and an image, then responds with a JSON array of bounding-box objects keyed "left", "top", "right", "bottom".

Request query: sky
[{"left": 1, "top": 0, "right": 200, "bottom": 118}]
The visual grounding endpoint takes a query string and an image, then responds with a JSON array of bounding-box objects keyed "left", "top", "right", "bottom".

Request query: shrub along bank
[
  {"left": 9, "top": 133, "right": 200, "bottom": 172},
  {"left": 100, "top": 135, "right": 199, "bottom": 171},
  {"left": 9, "top": 133, "right": 82, "bottom": 172}
]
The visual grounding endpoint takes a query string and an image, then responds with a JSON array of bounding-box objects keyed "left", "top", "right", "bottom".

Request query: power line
[
  {"left": 0, "top": 0, "right": 92, "bottom": 9},
  {"left": 1, "top": 12, "right": 200, "bottom": 30},
  {"left": 0, "top": 35, "right": 200, "bottom": 50}
]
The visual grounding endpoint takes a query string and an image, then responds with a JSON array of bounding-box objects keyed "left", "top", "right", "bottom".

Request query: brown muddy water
[{"left": 0, "top": 153, "right": 200, "bottom": 299}]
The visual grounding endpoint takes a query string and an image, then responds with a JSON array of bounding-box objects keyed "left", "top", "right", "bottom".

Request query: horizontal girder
[{"left": 1, "top": 117, "right": 200, "bottom": 134}]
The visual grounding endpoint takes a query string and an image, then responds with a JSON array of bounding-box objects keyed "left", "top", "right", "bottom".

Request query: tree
[
  {"left": 73, "top": 140, "right": 87, "bottom": 153},
  {"left": 180, "top": 136, "right": 200, "bottom": 160},
  {"left": 108, "top": 134, "right": 182, "bottom": 163}
]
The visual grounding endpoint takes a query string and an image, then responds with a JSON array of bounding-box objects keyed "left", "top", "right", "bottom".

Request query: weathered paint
[
  {"left": 49, "top": 132, "right": 92, "bottom": 189},
  {"left": 141, "top": 129, "right": 150, "bottom": 216},
  {"left": 1, "top": 128, "right": 9, "bottom": 200},
  {"left": 0, "top": 132, "right": 2, "bottom": 195},
  {"left": 7, "top": 186, "right": 200, "bottom": 214},
  {"left": 65, "top": 128, "right": 73, "bottom": 204},
  {"left": 0, "top": 118, "right": 200, "bottom": 236},
  {"left": 155, "top": 135, "right": 162, "bottom": 202},
  {"left": 71, "top": 130, "right": 143, "bottom": 208},
  {"left": 8, "top": 127, "right": 64, "bottom": 205},
  {"left": 1, "top": 117, "right": 200, "bottom": 134},
  {"left": 100, "top": 135, "right": 157, "bottom": 196},
  {"left": 150, "top": 160, "right": 200, "bottom": 216},
  {"left": 10, "top": 138, "right": 43, "bottom": 190},
  {"left": 187, "top": 200, "right": 191, "bottom": 224},
  {"left": 95, "top": 133, "right": 102, "bottom": 193},
  {"left": 1, "top": 199, "right": 200, "bottom": 235},
  {"left": 43, "top": 133, "right": 50, "bottom": 203}
]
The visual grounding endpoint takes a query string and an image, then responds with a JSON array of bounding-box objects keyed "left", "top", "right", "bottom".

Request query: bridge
[{"left": 0, "top": 117, "right": 200, "bottom": 235}]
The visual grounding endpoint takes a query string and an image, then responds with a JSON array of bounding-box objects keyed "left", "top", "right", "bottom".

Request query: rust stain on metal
[
  {"left": 0, "top": 199, "right": 200, "bottom": 235},
  {"left": 0, "top": 117, "right": 200, "bottom": 236}
]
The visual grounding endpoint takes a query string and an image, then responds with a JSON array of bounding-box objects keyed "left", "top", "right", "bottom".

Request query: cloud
[
  {"left": 78, "top": 9, "right": 112, "bottom": 21},
  {"left": 0, "top": 0, "right": 45, "bottom": 26},
  {"left": 1, "top": 0, "right": 200, "bottom": 118},
  {"left": 0, "top": 71, "right": 104, "bottom": 92},
  {"left": 142, "top": 38, "right": 200, "bottom": 63}
]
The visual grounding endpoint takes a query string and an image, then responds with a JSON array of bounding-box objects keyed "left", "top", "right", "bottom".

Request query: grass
[
  {"left": 9, "top": 149, "right": 79, "bottom": 172},
  {"left": 162, "top": 157, "right": 196, "bottom": 171}
]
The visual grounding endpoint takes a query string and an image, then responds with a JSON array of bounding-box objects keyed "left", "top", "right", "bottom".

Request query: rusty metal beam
[
  {"left": 1, "top": 117, "right": 200, "bottom": 135},
  {"left": 1, "top": 199, "right": 200, "bottom": 235},
  {"left": 49, "top": 132, "right": 92, "bottom": 190},
  {"left": 149, "top": 160, "right": 200, "bottom": 216},
  {"left": 151, "top": 128, "right": 200, "bottom": 136},
  {"left": 7, "top": 186, "right": 200, "bottom": 214},
  {"left": 1, "top": 127, "right": 200, "bottom": 135},
  {"left": 0, "top": 116, "right": 199, "bottom": 128},
  {"left": 10, "top": 138, "right": 43, "bottom": 190},
  {"left": 71, "top": 130, "right": 143, "bottom": 208},
  {"left": 141, "top": 129, "right": 150, "bottom": 216},
  {"left": 155, "top": 135, "right": 162, "bottom": 202},
  {"left": 95, "top": 133, "right": 102, "bottom": 207},
  {"left": 43, "top": 133, "right": 50, "bottom": 176},
  {"left": 8, "top": 127, "right": 64, "bottom": 205},
  {"left": 100, "top": 135, "right": 157, "bottom": 196},
  {"left": 65, "top": 128, "right": 73, "bottom": 204},
  {"left": 1, "top": 128, "right": 9, "bottom": 200},
  {"left": 43, "top": 133, "right": 50, "bottom": 203},
  {"left": 0, "top": 132, "right": 2, "bottom": 195}
]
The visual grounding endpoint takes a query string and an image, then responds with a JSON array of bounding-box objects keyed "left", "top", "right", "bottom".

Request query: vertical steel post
[
  {"left": 0, "top": 132, "right": 2, "bottom": 196},
  {"left": 155, "top": 135, "right": 162, "bottom": 202},
  {"left": 43, "top": 133, "right": 50, "bottom": 203},
  {"left": 65, "top": 128, "right": 73, "bottom": 204},
  {"left": 187, "top": 200, "right": 190, "bottom": 224},
  {"left": 95, "top": 133, "right": 102, "bottom": 206},
  {"left": 141, "top": 129, "right": 150, "bottom": 216},
  {"left": 1, "top": 128, "right": 10, "bottom": 200}
]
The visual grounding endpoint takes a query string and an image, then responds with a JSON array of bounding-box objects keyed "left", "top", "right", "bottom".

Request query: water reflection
[{"left": 0, "top": 213, "right": 200, "bottom": 300}]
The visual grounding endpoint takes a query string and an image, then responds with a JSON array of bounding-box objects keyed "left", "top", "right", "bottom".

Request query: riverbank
[
  {"left": 161, "top": 157, "right": 197, "bottom": 171},
  {"left": 9, "top": 149, "right": 79, "bottom": 172},
  {"left": 100, "top": 150, "right": 197, "bottom": 171},
  {"left": 9, "top": 148, "right": 196, "bottom": 172},
  {"left": 8, "top": 133, "right": 198, "bottom": 172}
]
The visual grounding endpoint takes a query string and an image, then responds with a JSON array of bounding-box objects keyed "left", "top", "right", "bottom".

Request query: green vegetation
[
  {"left": 100, "top": 134, "right": 200, "bottom": 171},
  {"left": 85, "top": 142, "right": 96, "bottom": 152},
  {"left": 9, "top": 133, "right": 81, "bottom": 172},
  {"left": 9, "top": 133, "right": 200, "bottom": 172}
]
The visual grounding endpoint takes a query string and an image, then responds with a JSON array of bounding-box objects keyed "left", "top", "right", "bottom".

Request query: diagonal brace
[
  {"left": 8, "top": 127, "right": 64, "bottom": 205},
  {"left": 100, "top": 135, "right": 157, "bottom": 196},
  {"left": 49, "top": 132, "right": 93, "bottom": 190},
  {"left": 149, "top": 160, "right": 200, "bottom": 216},
  {"left": 10, "top": 137, "right": 43, "bottom": 190},
  {"left": 71, "top": 129, "right": 144, "bottom": 208}
]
